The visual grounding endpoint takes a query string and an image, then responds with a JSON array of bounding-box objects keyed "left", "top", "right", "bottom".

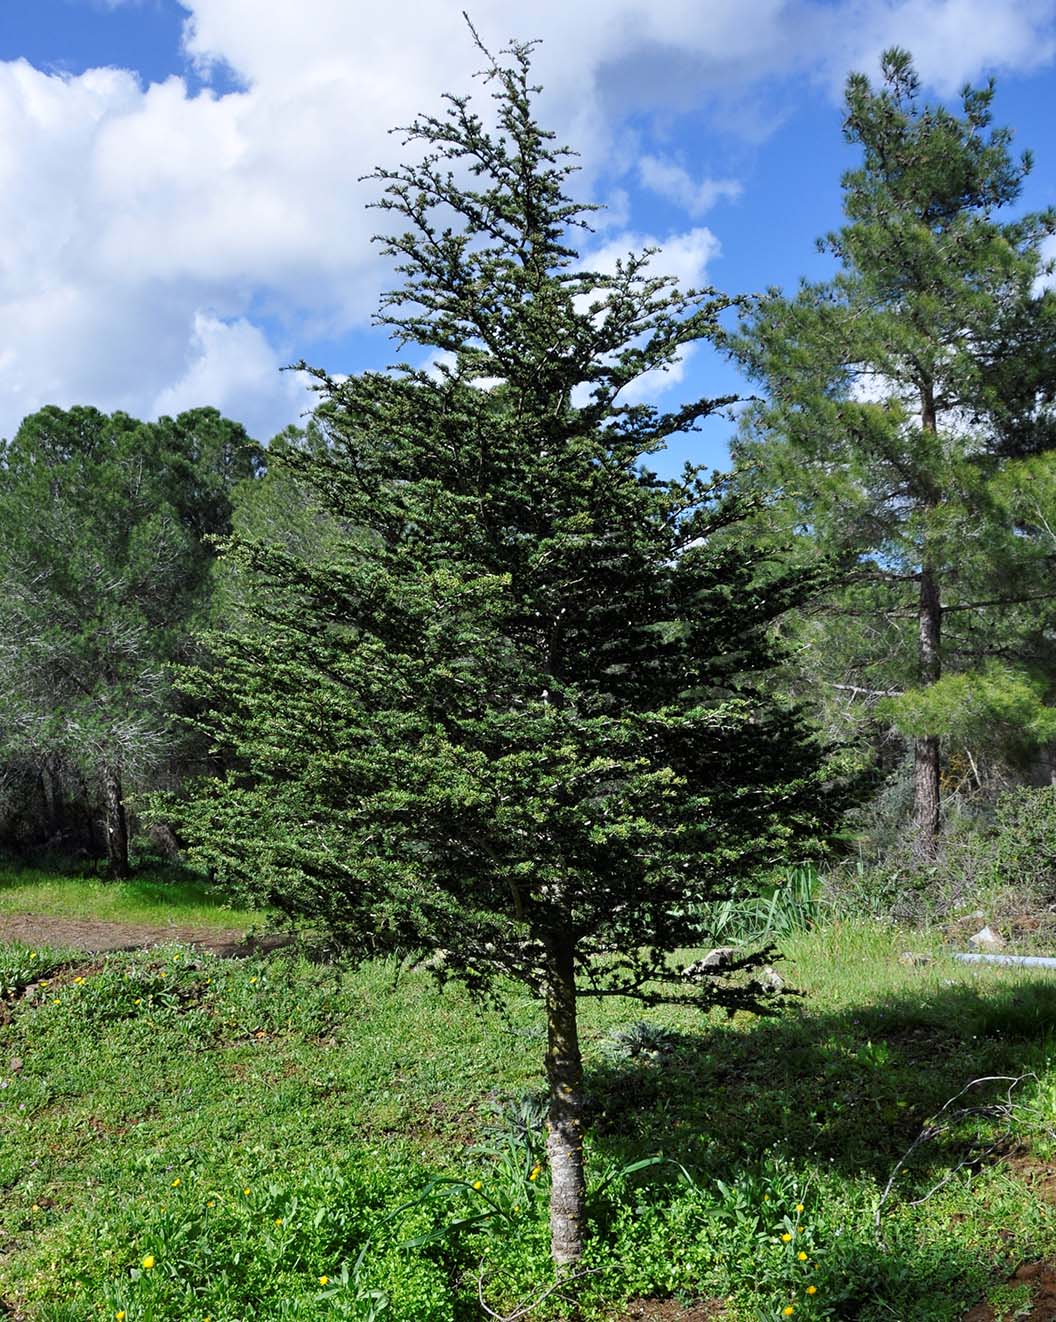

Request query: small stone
[
  {"left": 758, "top": 966, "right": 784, "bottom": 991},
  {"left": 968, "top": 925, "right": 1005, "bottom": 951},
  {"left": 898, "top": 952, "right": 932, "bottom": 967},
  {"left": 9, "top": 1058, "right": 22, "bottom": 1073}
]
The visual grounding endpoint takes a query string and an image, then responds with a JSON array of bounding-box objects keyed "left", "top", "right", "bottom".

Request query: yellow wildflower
[
  {"left": 243, "top": 1187, "right": 251, "bottom": 1196},
  {"left": 141, "top": 1254, "right": 155, "bottom": 1270},
  {"left": 319, "top": 1275, "right": 329, "bottom": 1286},
  {"left": 73, "top": 977, "right": 84, "bottom": 985},
  {"left": 172, "top": 1178, "right": 181, "bottom": 1187},
  {"left": 783, "top": 1309, "right": 794, "bottom": 1318},
  {"left": 795, "top": 1202, "right": 804, "bottom": 1213},
  {"left": 781, "top": 1232, "right": 792, "bottom": 1242},
  {"left": 797, "top": 1251, "right": 807, "bottom": 1261},
  {"left": 807, "top": 1285, "right": 817, "bottom": 1296},
  {"left": 274, "top": 1217, "right": 283, "bottom": 1226},
  {"left": 529, "top": 1165, "right": 541, "bottom": 1181},
  {"left": 472, "top": 1180, "right": 482, "bottom": 1191},
  {"left": 116, "top": 1312, "right": 126, "bottom": 1320}
]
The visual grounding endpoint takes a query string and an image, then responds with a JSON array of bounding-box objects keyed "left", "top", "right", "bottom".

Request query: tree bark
[
  {"left": 543, "top": 929, "right": 586, "bottom": 1268},
  {"left": 103, "top": 765, "right": 130, "bottom": 879},
  {"left": 914, "top": 385, "right": 942, "bottom": 858},
  {"left": 39, "top": 762, "right": 61, "bottom": 841}
]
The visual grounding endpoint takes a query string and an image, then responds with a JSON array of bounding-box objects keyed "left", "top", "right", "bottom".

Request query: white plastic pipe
[{"left": 954, "top": 952, "right": 1056, "bottom": 969}]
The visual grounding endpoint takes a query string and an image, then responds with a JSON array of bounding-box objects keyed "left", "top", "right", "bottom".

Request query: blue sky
[{"left": 2, "top": 0, "right": 1055, "bottom": 475}]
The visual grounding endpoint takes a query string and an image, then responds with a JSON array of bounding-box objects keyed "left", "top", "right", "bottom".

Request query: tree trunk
[
  {"left": 39, "top": 763, "right": 60, "bottom": 841},
  {"left": 543, "top": 930, "right": 586, "bottom": 1269},
  {"left": 913, "top": 564, "right": 942, "bottom": 855},
  {"left": 103, "top": 765, "right": 130, "bottom": 879},
  {"left": 913, "top": 386, "right": 943, "bottom": 859}
]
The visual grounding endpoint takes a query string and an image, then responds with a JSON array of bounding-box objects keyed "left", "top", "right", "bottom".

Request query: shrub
[{"left": 991, "top": 784, "right": 1056, "bottom": 904}]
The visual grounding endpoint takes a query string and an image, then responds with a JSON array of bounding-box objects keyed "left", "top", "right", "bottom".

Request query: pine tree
[
  {"left": 0, "top": 405, "right": 257, "bottom": 874},
  {"left": 177, "top": 35, "right": 852, "bottom": 1268},
  {"left": 730, "top": 50, "right": 1056, "bottom": 856}
]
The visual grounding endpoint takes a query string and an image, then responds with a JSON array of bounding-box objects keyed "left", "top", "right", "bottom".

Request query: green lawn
[
  {"left": 0, "top": 863, "right": 266, "bottom": 930},
  {"left": 1, "top": 921, "right": 1055, "bottom": 1319}
]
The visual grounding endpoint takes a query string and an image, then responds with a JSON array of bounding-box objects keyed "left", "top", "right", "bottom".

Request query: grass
[
  {"left": 1, "top": 919, "right": 1056, "bottom": 1319},
  {"left": 0, "top": 863, "right": 266, "bottom": 930}
]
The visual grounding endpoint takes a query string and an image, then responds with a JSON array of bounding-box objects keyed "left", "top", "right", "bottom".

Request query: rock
[
  {"left": 685, "top": 947, "right": 738, "bottom": 975},
  {"left": 898, "top": 952, "right": 932, "bottom": 967},
  {"left": 758, "top": 965, "right": 784, "bottom": 991},
  {"left": 9, "top": 1057, "right": 22, "bottom": 1073},
  {"left": 968, "top": 925, "right": 1005, "bottom": 951}
]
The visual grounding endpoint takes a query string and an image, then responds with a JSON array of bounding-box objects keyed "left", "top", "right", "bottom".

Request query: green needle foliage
[
  {"left": 176, "top": 31, "right": 854, "bottom": 1269},
  {"left": 729, "top": 49, "right": 1056, "bottom": 858},
  {"left": 0, "top": 405, "right": 257, "bottom": 875}
]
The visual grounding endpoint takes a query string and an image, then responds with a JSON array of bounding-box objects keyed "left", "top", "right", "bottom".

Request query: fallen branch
[
  {"left": 875, "top": 1074, "right": 1034, "bottom": 1241},
  {"left": 477, "top": 1262, "right": 602, "bottom": 1321}
]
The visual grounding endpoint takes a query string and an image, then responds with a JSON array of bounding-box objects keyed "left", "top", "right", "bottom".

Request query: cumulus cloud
[
  {"left": 0, "top": 0, "right": 1053, "bottom": 440},
  {"left": 585, "top": 227, "right": 722, "bottom": 291},
  {"left": 151, "top": 313, "right": 313, "bottom": 437},
  {"left": 638, "top": 156, "right": 742, "bottom": 217},
  {"left": 829, "top": 0, "right": 1056, "bottom": 95}
]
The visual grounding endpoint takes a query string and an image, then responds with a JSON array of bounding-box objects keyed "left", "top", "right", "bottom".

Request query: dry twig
[{"left": 875, "top": 1073, "right": 1035, "bottom": 1241}]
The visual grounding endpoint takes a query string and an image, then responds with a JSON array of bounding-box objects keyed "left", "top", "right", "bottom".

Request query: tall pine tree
[
  {"left": 730, "top": 50, "right": 1056, "bottom": 856},
  {"left": 177, "top": 34, "right": 852, "bottom": 1268}
]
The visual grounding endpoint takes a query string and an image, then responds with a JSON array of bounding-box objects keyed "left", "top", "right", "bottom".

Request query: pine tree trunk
[
  {"left": 39, "top": 764, "right": 60, "bottom": 841},
  {"left": 913, "top": 386, "right": 943, "bottom": 858},
  {"left": 103, "top": 765, "right": 130, "bottom": 879},
  {"left": 543, "top": 930, "right": 586, "bottom": 1268},
  {"left": 913, "top": 562, "right": 943, "bottom": 857}
]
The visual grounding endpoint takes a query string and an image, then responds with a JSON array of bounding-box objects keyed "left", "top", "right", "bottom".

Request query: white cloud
[
  {"left": 1035, "top": 234, "right": 1056, "bottom": 294},
  {"left": 824, "top": 0, "right": 1056, "bottom": 95},
  {"left": 639, "top": 156, "right": 742, "bottom": 217},
  {"left": 0, "top": 0, "right": 1053, "bottom": 441},
  {"left": 585, "top": 227, "right": 722, "bottom": 291},
  {"left": 152, "top": 313, "right": 313, "bottom": 438}
]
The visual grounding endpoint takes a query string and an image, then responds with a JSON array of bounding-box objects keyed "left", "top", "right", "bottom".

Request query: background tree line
[{"left": 1, "top": 50, "right": 1055, "bottom": 887}]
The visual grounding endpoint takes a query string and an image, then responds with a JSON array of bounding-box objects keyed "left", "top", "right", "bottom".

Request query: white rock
[{"left": 968, "top": 925, "right": 1005, "bottom": 951}]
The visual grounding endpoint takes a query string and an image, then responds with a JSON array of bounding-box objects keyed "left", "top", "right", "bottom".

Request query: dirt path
[{"left": 0, "top": 912, "right": 281, "bottom": 957}]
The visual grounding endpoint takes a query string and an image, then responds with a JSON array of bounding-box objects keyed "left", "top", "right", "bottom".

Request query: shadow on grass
[{"left": 580, "top": 977, "right": 1056, "bottom": 1318}]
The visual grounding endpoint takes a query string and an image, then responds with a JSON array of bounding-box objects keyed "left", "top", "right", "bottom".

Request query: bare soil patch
[
  {"left": 607, "top": 1301, "right": 724, "bottom": 1321},
  {"left": 0, "top": 912, "right": 285, "bottom": 957},
  {"left": 963, "top": 1260, "right": 1056, "bottom": 1321}
]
